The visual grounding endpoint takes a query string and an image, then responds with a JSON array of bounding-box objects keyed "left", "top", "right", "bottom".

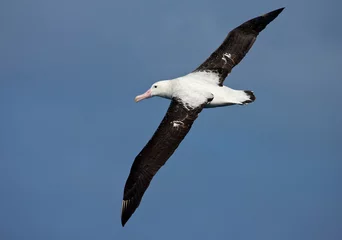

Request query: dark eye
[{"left": 154, "top": 85, "right": 157, "bottom": 88}]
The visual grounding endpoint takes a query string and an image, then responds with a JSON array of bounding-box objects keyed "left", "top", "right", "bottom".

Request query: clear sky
[{"left": 1, "top": 0, "right": 341, "bottom": 239}]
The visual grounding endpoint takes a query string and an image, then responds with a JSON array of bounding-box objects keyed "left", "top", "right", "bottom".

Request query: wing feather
[
  {"left": 121, "top": 99, "right": 205, "bottom": 226},
  {"left": 194, "top": 7, "right": 284, "bottom": 86}
]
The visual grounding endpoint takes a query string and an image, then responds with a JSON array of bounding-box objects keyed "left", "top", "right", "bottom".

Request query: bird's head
[{"left": 135, "top": 80, "right": 172, "bottom": 102}]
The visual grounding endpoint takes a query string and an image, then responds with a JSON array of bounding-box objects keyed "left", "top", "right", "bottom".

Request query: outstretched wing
[
  {"left": 121, "top": 99, "right": 205, "bottom": 226},
  {"left": 193, "top": 7, "right": 284, "bottom": 86}
]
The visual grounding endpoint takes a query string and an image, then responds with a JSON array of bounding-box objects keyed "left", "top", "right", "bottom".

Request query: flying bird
[{"left": 121, "top": 7, "right": 284, "bottom": 226}]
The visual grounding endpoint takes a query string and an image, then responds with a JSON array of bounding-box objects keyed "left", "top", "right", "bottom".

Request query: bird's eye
[{"left": 154, "top": 85, "right": 157, "bottom": 88}]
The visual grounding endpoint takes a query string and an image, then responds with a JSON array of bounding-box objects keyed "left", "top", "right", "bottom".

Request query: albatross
[{"left": 121, "top": 7, "right": 284, "bottom": 226}]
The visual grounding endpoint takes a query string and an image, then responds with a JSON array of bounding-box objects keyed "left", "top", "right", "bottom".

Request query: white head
[{"left": 135, "top": 80, "right": 172, "bottom": 102}]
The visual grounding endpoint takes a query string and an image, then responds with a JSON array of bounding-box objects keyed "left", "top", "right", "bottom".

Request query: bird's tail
[
  {"left": 224, "top": 89, "right": 256, "bottom": 105},
  {"left": 205, "top": 89, "right": 256, "bottom": 108},
  {"left": 241, "top": 90, "right": 256, "bottom": 105}
]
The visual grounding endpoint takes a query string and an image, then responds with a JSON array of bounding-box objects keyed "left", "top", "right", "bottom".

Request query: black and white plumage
[{"left": 121, "top": 7, "right": 284, "bottom": 226}]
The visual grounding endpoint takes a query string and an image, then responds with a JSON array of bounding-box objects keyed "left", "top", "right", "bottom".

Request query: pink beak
[{"left": 135, "top": 89, "right": 152, "bottom": 102}]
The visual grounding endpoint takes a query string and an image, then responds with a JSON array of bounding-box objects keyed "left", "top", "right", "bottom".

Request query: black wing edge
[
  {"left": 121, "top": 98, "right": 207, "bottom": 227},
  {"left": 194, "top": 7, "right": 285, "bottom": 86}
]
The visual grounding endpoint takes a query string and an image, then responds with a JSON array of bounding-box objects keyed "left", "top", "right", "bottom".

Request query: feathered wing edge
[
  {"left": 121, "top": 98, "right": 208, "bottom": 226},
  {"left": 194, "top": 7, "right": 285, "bottom": 85}
]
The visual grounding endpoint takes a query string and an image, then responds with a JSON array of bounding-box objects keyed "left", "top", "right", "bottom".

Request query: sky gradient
[{"left": 1, "top": 0, "right": 341, "bottom": 239}]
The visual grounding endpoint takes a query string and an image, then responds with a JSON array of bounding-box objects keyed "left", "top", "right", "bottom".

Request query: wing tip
[
  {"left": 121, "top": 199, "right": 130, "bottom": 227},
  {"left": 261, "top": 7, "right": 285, "bottom": 24},
  {"left": 263, "top": 7, "right": 285, "bottom": 20},
  {"left": 121, "top": 218, "right": 127, "bottom": 227},
  {"left": 240, "top": 7, "right": 285, "bottom": 33}
]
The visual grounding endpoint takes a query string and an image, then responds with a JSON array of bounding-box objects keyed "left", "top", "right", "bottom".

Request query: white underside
[
  {"left": 204, "top": 86, "right": 251, "bottom": 108},
  {"left": 169, "top": 72, "right": 252, "bottom": 109}
]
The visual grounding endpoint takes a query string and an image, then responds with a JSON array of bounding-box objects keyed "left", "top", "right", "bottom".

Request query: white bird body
[{"left": 154, "top": 71, "right": 254, "bottom": 109}]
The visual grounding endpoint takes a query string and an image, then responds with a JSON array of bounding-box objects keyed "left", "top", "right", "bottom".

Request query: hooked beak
[{"left": 135, "top": 89, "right": 152, "bottom": 102}]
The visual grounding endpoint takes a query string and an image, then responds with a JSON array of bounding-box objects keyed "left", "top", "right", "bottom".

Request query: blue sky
[{"left": 1, "top": 0, "right": 341, "bottom": 239}]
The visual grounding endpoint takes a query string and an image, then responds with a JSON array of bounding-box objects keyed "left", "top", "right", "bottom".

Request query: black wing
[
  {"left": 121, "top": 99, "right": 206, "bottom": 226},
  {"left": 194, "top": 7, "right": 284, "bottom": 86}
]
